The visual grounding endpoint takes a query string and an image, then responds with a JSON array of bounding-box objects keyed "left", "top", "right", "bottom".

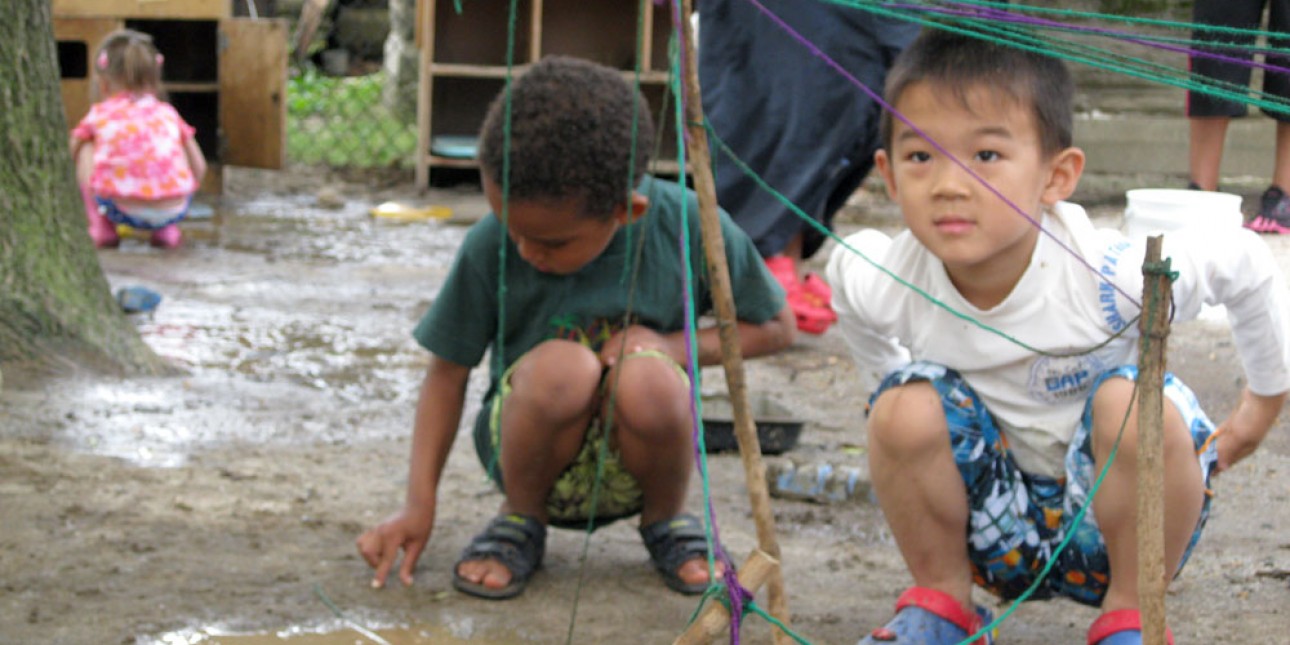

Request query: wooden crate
[
  {"left": 414, "top": 0, "right": 681, "bottom": 187},
  {"left": 52, "top": 0, "right": 228, "bottom": 20},
  {"left": 54, "top": 8, "right": 286, "bottom": 193}
]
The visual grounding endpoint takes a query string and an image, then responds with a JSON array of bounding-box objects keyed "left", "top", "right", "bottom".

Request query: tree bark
[
  {"left": 382, "top": 0, "right": 418, "bottom": 121},
  {"left": 0, "top": 0, "right": 167, "bottom": 375}
]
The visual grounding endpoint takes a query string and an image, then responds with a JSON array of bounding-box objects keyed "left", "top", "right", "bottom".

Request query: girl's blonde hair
[{"left": 93, "top": 29, "right": 164, "bottom": 98}]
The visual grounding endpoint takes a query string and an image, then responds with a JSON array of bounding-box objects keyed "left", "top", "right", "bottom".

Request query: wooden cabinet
[
  {"left": 414, "top": 0, "right": 682, "bottom": 187},
  {"left": 53, "top": 0, "right": 287, "bottom": 194}
]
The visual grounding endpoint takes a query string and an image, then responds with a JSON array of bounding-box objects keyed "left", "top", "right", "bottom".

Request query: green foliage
[{"left": 287, "top": 69, "right": 417, "bottom": 168}]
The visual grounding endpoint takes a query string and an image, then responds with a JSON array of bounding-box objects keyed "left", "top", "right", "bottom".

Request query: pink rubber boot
[
  {"left": 81, "top": 185, "right": 119, "bottom": 248},
  {"left": 150, "top": 224, "right": 183, "bottom": 249}
]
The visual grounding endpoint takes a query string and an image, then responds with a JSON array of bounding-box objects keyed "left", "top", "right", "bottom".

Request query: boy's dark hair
[
  {"left": 880, "top": 28, "right": 1074, "bottom": 156},
  {"left": 478, "top": 56, "right": 655, "bottom": 219}
]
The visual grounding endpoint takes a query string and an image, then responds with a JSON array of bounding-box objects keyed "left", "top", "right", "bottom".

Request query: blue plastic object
[
  {"left": 430, "top": 135, "right": 478, "bottom": 159},
  {"left": 116, "top": 286, "right": 162, "bottom": 313}
]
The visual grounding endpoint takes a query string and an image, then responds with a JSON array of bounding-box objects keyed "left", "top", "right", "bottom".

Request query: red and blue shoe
[
  {"left": 1087, "top": 609, "right": 1174, "bottom": 645},
  {"left": 858, "top": 587, "right": 996, "bottom": 644}
]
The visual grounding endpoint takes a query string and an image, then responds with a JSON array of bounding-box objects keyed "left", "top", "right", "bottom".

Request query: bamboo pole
[
  {"left": 1136, "top": 236, "right": 1170, "bottom": 645},
  {"left": 674, "top": 3, "right": 792, "bottom": 644},
  {"left": 674, "top": 550, "right": 779, "bottom": 645}
]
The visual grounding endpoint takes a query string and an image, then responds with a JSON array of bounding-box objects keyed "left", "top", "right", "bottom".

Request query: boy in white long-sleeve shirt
[{"left": 828, "top": 28, "right": 1290, "bottom": 645}]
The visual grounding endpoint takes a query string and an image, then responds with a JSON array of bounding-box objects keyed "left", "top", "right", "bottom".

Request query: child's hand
[
  {"left": 1214, "top": 388, "right": 1287, "bottom": 474},
  {"left": 355, "top": 505, "right": 436, "bottom": 589},
  {"left": 598, "top": 325, "right": 680, "bottom": 367}
]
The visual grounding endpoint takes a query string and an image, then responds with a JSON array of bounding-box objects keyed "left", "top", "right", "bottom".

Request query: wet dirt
[{"left": 2, "top": 167, "right": 1288, "bottom": 644}]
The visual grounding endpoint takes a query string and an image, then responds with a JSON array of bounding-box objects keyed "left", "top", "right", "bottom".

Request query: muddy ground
[{"left": 2, "top": 165, "right": 1289, "bottom": 645}]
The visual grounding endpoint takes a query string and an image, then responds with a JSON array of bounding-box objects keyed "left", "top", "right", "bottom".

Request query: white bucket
[{"left": 1122, "top": 188, "right": 1243, "bottom": 239}]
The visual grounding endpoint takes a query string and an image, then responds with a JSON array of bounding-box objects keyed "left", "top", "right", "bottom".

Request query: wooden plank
[
  {"left": 530, "top": 0, "right": 542, "bottom": 63},
  {"left": 53, "top": 0, "right": 228, "bottom": 20},
  {"left": 219, "top": 17, "right": 288, "bottom": 169},
  {"left": 53, "top": 17, "right": 123, "bottom": 128},
  {"left": 293, "top": 0, "right": 330, "bottom": 65},
  {"left": 59, "top": 79, "right": 92, "bottom": 131},
  {"left": 415, "top": 0, "right": 435, "bottom": 190}
]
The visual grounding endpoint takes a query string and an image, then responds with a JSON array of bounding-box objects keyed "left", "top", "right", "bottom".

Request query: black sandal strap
[
  {"left": 639, "top": 513, "right": 713, "bottom": 575},
  {"left": 459, "top": 513, "right": 547, "bottom": 581}
]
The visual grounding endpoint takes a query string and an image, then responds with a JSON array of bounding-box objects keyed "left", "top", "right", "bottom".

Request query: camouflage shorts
[{"left": 472, "top": 349, "right": 688, "bottom": 530}]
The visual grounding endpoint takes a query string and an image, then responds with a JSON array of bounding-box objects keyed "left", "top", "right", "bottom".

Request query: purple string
[
  {"left": 741, "top": 0, "right": 1142, "bottom": 308},
  {"left": 666, "top": 3, "right": 752, "bottom": 641}
]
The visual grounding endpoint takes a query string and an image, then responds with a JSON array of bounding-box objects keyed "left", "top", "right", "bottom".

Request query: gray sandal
[
  {"left": 451, "top": 513, "right": 546, "bottom": 600},
  {"left": 639, "top": 513, "right": 720, "bottom": 595}
]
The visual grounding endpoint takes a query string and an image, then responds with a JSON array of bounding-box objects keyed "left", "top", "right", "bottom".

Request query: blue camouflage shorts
[{"left": 870, "top": 361, "right": 1219, "bottom": 606}]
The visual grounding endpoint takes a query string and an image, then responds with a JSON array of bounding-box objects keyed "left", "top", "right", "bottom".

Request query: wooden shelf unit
[
  {"left": 414, "top": 0, "right": 682, "bottom": 187},
  {"left": 53, "top": 1, "right": 288, "bottom": 194}
]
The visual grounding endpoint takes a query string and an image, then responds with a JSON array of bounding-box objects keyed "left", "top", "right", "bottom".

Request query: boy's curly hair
[{"left": 478, "top": 56, "right": 655, "bottom": 219}]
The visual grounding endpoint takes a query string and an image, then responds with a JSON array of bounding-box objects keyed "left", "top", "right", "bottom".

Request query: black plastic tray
[{"left": 701, "top": 394, "right": 803, "bottom": 455}]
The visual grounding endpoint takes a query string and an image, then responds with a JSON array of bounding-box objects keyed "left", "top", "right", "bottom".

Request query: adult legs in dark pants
[
  {"left": 698, "top": 0, "right": 918, "bottom": 333},
  {"left": 1188, "top": 0, "right": 1290, "bottom": 233}
]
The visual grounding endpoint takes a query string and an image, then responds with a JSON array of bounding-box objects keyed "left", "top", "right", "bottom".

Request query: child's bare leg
[
  {"left": 456, "top": 340, "right": 601, "bottom": 590},
  {"left": 868, "top": 382, "right": 975, "bottom": 611},
  {"left": 1088, "top": 377, "right": 1206, "bottom": 613},
  {"left": 608, "top": 354, "right": 712, "bottom": 587},
  {"left": 1188, "top": 116, "right": 1229, "bottom": 191}
]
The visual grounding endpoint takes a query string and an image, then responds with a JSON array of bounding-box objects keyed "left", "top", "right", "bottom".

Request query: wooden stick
[
  {"left": 673, "top": 550, "right": 780, "bottom": 645},
  {"left": 1136, "top": 236, "right": 1170, "bottom": 645},
  {"left": 675, "top": 3, "right": 793, "bottom": 644},
  {"left": 413, "top": 0, "right": 433, "bottom": 191}
]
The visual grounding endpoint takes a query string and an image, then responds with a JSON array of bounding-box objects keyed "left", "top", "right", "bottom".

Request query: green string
[
  {"left": 830, "top": 0, "right": 1290, "bottom": 112},
  {"left": 957, "top": 263, "right": 1176, "bottom": 644},
  {"left": 482, "top": 0, "right": 518, "bottom": 487},
  {"left": 666, "top": 26, "right": 723, "bottom": 594},
  {"left": 703, "top": 126, "right": 1141, "bottom": 359},
  {"left": 469, "top": 3, "right": 1192, "bottom": 642}
]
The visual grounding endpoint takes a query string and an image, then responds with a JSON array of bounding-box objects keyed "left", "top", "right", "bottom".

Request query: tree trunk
[
  {"left": 382, "top": 0, "right": 418, "bottom": 121},
  {"left": 0, "top": 0, "right": 167, "bottom": 375}
]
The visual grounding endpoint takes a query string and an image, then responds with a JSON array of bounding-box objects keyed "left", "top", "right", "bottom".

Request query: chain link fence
[
  {"left": 287, "top": 68, "right": 418, "bottom": 169},
  {"left": 281, "top": 0, "right": 420, "bottom": 172}
]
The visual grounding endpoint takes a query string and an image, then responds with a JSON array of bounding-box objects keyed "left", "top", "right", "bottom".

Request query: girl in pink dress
[{"left": 70, "top": 29, "right": 207, "bottom": 249}]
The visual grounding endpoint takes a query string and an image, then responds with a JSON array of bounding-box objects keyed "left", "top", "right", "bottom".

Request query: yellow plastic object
[
  {"left": 369, "top": 201, "right": 452, "bottom": 222},
  {"left": 115, "top": 224, "right": 151, "bottom": 240}
]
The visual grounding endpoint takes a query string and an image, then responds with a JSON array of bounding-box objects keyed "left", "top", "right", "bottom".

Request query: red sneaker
[{"left": 765, "top": 256, "right": 837, "bottom": 335}]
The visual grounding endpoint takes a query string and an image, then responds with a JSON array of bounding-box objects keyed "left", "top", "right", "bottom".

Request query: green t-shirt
[{"left": 413, "top": 175, "right": 785, "bottom": 404}]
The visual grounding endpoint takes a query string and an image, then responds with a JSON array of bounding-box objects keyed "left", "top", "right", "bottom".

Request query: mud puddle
[
  {"left": 37, "top": 190, "right": 494, "bottom": 468},
  {"left": 149, "top": 620, "right": 528, "bottom": 645}
]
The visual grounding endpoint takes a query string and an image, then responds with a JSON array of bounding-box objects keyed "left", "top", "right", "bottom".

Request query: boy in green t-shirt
[{"left": 357, "top": 56, "right": 794, "bottom": 600}]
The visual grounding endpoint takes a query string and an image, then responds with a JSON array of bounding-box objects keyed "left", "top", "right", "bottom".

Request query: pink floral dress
[{"left": 71, "top": 92, "right": 198, "bottom": 201}]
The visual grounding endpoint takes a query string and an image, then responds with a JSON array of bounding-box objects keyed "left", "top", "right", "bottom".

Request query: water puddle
[
  {"left": 4, "top": 188, "right": 495, "bottom": 466},
  {"left": 149, "top": 621, "right": 529, "bottom": 645}
]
